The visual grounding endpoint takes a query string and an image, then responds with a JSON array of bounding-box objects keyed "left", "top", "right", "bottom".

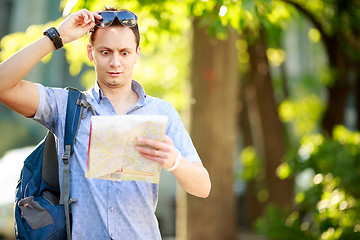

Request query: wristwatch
[{"left": 43, "top": 27, "right": 63, "bottom": 50}]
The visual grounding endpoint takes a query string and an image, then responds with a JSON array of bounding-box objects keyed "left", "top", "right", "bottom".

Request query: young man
[{"left": 0, "top": 8, "right": 211, "bottom": 240}]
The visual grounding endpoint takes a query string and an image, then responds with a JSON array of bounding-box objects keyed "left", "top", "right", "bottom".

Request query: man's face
[{"left": 87, "top": 26, "right": 140, "bottom": 90}]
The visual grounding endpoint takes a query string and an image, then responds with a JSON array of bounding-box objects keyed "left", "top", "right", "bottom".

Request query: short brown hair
[{"left": 88, "top": 6, "right": 140, "bottom": 48}]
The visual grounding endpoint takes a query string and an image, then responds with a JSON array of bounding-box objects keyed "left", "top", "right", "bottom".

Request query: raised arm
[
  {"left": 0, "top": 9, "right": 100, "bottom": 117},
  {"left": 136, "top": 136, "right": 211, "bottom": 198}
]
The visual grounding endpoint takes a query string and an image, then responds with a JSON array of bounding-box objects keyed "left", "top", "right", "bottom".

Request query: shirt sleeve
[
  {"left": 165, "top": 104, "right": 201, "bottom": 163},
  {"left": 32, "top": 83, "right": 67, "bottom": 135}
]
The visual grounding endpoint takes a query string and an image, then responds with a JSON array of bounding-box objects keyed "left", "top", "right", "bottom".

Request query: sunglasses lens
[
  {"left": 118, "top": 11, "right": 137, "bottom": 27},
  {"left": 121, "top": 19, "right": 137, "bottom": 27},
  {"left": 97, "top": 12, "right": 115, "bottom": 27}
]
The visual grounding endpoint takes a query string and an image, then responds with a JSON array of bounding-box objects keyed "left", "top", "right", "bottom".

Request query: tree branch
[
  {"left": 282, "top": 0, "right": 360, "bottom": 55},
  {"left": 282, "top": 0, "right": 328, "bottom": 41},
  {"left": 343, "top": 30, "right": 360, "bottom": 54}
]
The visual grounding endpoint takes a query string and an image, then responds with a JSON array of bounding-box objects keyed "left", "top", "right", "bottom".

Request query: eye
[
  {"left": 101, "top": 50, "right": 110, "bottom": 55},
  {"left": 122, "top": 51, "right": 129, "bottom": 56}
]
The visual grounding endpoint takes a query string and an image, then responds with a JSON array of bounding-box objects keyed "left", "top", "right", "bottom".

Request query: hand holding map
[{"left": 86, "top": 115, "right": 168, "bottom": 183}]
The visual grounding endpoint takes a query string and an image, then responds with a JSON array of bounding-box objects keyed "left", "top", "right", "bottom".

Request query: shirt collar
[
  {"left": 131, "top": 80, "right": 146, "bottom": 106},
  {"left": 91, "top": 80, "right": 147, "bottom": 105},
  {"left": 92, "top": 82, "right": 102, "bottom": 103}
]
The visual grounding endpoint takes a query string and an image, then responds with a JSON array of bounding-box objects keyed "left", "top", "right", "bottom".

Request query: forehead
[{"left": 92, "top": 26, "right": 137, "bottom": 49}]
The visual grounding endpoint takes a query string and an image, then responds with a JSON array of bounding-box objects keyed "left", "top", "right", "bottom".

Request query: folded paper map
[{"left": 86, "top": 115, "right": 168, "bottom": 183}]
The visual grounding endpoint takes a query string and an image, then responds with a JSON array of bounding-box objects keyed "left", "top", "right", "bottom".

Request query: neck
[{"left": 97, "top": 80, "right": 139, "bottom": 114}]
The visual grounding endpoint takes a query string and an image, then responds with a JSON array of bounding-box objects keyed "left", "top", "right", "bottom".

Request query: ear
[
  {"left": 87, "top": 44, "right": 94, "bottom": 62},
  {"left": 134, "top": 46, "right": 140, "bottom": 64}
]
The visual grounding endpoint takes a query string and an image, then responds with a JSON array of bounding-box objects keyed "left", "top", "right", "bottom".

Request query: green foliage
[
  {"left": 0, "top": 19, "right": 62, "bottom": 62},
  {"left": 256, "top": 126, "right": 360, "bottom": 240},
  {"left": 238, "top": 146, "right": 262, "bottom": 181},
  {"left": 285, "top": 0, "right": 360, "bottom": 62},
  {"left": 276, "top": 161, "right": 291, "bottom": 180},
  {"left": 279, "top": 94, "right": 325, "bottom": 138},
  {"left": 256, "top": 205, "right": 316, "bottom": 240}
]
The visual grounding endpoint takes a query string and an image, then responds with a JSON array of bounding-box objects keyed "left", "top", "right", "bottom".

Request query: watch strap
[{"left": 43, "top": 27, "right": 63, "bottom": 50}]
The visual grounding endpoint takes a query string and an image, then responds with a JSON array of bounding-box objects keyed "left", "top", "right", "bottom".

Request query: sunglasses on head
[{"left": 95, "top": 10, "right": 138, "bottom": 28}]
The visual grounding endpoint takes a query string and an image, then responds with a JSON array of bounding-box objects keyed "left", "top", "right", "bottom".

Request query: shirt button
[
  {"left": 112, "top": 181, "right": 115, "bottom": 185},
  {"left": 109, "top": 207, "right": 114, "bottom": 211}
]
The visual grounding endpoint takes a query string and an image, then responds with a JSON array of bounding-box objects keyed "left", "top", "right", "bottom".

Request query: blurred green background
[{"left": 1, "top": 0, "right": 360, "bottom": 240}]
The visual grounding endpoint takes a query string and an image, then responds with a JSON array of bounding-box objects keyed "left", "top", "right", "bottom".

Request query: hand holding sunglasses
[
  {"left": 51, "top": 9, "right": 101, "bottom": 47},
  {"left": 95, "top": 10, "right": 138, "bottom": 28}
]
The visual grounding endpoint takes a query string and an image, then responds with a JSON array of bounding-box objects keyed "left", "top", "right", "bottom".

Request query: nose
[{"left": 110, "top": 53, "right": 121, "bottom": 67}]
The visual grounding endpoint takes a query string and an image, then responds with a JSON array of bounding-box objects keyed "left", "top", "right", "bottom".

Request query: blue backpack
[{"left": 14, "top": 88, "right": 94, "bottom": 240}]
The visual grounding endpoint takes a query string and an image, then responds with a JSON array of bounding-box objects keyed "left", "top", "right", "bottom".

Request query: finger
[
  {"left": 135, "top": 145, "right": 162, "bottom": 158},
  {"left": 80, "top": 15, "right": 97, "bottom": 29},
  {"left": 82, "top": 21, "right": 95, "bottom": 31},
  {"left": 163, "top": 136, "right": 174, "bottom": 145},
  {"left": 72, "top": 13, "right": 88, "bottom": 26},
  {"left": 82, "top": 11, "right": 92, "bottom": 24},
  {"left": 138, "top": 150, "right": 169, "bottom": 167},
  {"left": 139, "top": 153, "right": 164, "bottom": 165},
  {"left": 137, "top": 137, "right": 166, "bottom": 150},
  {"left": 73, "top": 9, "right": 96, "bottom": 26},
  {"left": 81, "top": 9, "right": 96, "bottom": 22},
  {"left": 93, "top": 10, "right": 103, "bottom": 19}
]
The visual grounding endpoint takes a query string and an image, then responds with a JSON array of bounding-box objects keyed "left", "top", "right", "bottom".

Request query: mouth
[{"left": 108, "top": 71, "right": 122, "bottom": 77}]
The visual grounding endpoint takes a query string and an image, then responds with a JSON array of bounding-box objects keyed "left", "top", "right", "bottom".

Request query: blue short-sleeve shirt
[{"left": 32, "top": 80, "right": 201, "bottom": 240}]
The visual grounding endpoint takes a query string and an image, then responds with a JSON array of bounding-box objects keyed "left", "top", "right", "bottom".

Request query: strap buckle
[
  {"left": 77, "top": 99, "right": 96, "bottom": 118},
  {"left": 62, "top": 145, "right": 71, "bottom": 164}
]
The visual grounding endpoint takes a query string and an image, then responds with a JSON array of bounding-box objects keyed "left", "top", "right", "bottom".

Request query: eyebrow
[{"left": 96, "top": 46, "right": 135, "bottom": 52}]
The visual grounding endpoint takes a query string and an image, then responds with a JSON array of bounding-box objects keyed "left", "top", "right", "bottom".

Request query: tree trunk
[
  {"left": 356, "top": 74, "right": 360, "bottom": 131},
  {"left": 177, "top": 18, "right": 238, "bottom": 240},
  {"left": 239, "top": 81, "right": 267, "bottom": 226},
  {"left": 321, "top": 37, "right": 350, "bottom": 136},
  {"left": 245, "top": 29, "right": 294, "bottom": 208}
]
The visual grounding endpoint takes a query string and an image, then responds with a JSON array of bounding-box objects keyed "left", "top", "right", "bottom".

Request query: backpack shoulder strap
[
  {"left": 60, "top": 87, "right": 92, "bottom": 240},
  {"left": 63, "top": 88, "right": 85, "bottom": 154}
]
